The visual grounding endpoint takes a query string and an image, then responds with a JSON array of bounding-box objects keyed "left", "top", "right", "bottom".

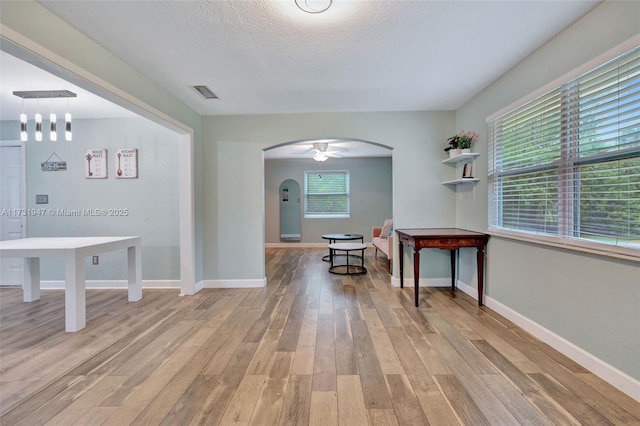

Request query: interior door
[
  {"left": 279, "top": 179, "right": 301, "bottom": 241},
  {"left": 0, "top": 144, "right": 25, "bottom": 286}
]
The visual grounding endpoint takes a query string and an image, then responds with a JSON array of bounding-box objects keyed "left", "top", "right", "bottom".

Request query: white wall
[
  {"left": 456, "top": 0, "right": 640, "bottom": 387},
  {"left": 265, "top": 157, "right": 393, "bottom": 244}
]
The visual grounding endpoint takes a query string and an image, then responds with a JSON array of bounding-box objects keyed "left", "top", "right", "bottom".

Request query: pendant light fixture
[
  {"left": 35, "top": 103, "right": 42, "bottom": 142},
  {"left": 49, "top": 100, "right": 57, "bottom": 141},
  {"left": 13, "top": 90, "right": 76, "bottom": 142},
  {"left": 50, "top": 112, "right": 57, "bottom": 141},
  {"left": 20, "top": 113, "right": 27, "bottom": 142},
  {"left": 65, "top": 112, "right": 72, "bottom": 141}
]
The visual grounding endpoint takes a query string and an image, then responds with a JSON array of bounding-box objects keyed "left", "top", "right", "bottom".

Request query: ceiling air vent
[{"left": 192, "top": 85, "right": 218, "bottom": 99}]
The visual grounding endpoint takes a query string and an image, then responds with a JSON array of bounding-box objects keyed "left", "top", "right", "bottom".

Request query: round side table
[
  {"left": 321, "top": 233, "right": 364, "bottom": 262},
  {"left": 328, "top": 242, "right": 367, "bottom": 275}
]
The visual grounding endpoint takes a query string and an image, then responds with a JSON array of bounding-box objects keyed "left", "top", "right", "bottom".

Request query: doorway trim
[{"left": 0, "top": 140, "right": 26, "bottom": 240}]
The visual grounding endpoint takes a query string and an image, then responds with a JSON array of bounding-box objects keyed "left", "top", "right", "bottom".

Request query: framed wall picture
[
  {"left": 85, "top": 148, "right": 108, "bottom": 178},
  {"left": 462, "top": 162, "right": 473, "bottom": 178},
  {"left": 115, "top": 148, "right": 138, "bottom": 178}
]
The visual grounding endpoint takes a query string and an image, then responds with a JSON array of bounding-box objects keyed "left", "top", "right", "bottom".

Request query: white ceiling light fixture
[
  {"left": 295, "top": 0, "right": 332, "bottom": 14},
  {"left": 313, "top": 152, "right": 328, "bottom": 162},
  {"left": 35, "top": 110, "right": 42, "bottom": 142},
  {"left": 65, "top": 112, "right": 72, "bottom": 141},
  {"left": 50, "top": 112, "right": 57, "bottom": 141},
  {"left": 309, "top": 141, "right": 346, "bottom": 161},
  {"left": 13, "top": 90, "right": 76, "bottom": 142}
]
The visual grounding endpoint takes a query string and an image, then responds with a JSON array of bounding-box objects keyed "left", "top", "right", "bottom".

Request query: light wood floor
[{"left": 1, "top": 247, "right": 638, "bottom": 425}]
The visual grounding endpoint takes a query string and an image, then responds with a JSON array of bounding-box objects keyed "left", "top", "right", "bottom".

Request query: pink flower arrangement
[{"left": 445, "top": 130, "right": 478, "bottom": 151}]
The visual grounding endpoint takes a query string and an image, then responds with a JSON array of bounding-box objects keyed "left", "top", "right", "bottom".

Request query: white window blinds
[
  {"left": 304, "top": 171, "right": 350, "bottom": 218},
  {"left": 489, "top": 46, "right": 640, "bottom": 259}
]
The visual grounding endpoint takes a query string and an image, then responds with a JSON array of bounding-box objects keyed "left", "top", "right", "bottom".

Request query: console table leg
[
  {"left": 399, "top": 242, "right": 404, "bottom": 288},
  {"left": 477, "top": 247, "right": 485, "bottom": 306},
  {"left": 450, "top": 249, "right": 457, "bottom": 292},
  {"left": 413, "top": 250, "right": 420, "bottom": 307}
]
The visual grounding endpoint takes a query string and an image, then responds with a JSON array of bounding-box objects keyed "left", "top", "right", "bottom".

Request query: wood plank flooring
[{"left": 1, "top": 247, "right": 638, "bottom": 425}]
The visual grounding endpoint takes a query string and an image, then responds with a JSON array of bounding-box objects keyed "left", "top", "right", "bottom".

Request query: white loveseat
[{"left": 371, "top": 219, "right": 393, "bottom": 271}]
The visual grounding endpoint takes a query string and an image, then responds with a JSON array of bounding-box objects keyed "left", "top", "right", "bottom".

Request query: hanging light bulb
[
  {"left": 65, "top": 112, "right": 72, "bottom": 141},
  {"left": 20, "top": 113, "right": 28, "bottom": 142},
  {"left": 50, "top": 113, "right": 57, "bottom": 141},
  {"left": 49, "top": 99, "right": 57, "bottom": 141},
  {"left": 35, "top": 113, "right": 42, "bottom": 141}
]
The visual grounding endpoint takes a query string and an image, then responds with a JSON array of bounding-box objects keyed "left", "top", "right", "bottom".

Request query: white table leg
[
  {"left": 128, "top": 244, "right": 142, "bottom": 301},
  {"left": 23, "top": 257, "right": 40, "bottom": 302},
  {"left": 65, "top": 250, "right": 86, "bottom": 332}
]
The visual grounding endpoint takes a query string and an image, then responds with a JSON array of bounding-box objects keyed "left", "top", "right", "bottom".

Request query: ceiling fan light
[{"left": 313, "top": 152, "right": 328, "bottom": 162}]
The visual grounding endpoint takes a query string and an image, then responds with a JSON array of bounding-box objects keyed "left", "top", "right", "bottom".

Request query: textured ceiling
[
  {"left": 36, "top": 0, "right": 601, "bottom": 116},
  {"left": 1, "top": 1, "right": 600, "bottom": 158}
]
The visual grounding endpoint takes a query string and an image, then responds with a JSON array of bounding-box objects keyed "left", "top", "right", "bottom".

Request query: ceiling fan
[{"left": 294, "top": 140, "right": 347, "bottom": 162}]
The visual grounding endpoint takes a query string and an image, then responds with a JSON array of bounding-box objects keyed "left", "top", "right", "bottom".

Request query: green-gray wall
[
  {"left": 202, "top": 111, "right": 456, "bottom": 281},
  {"left": 265, "top": 157, "right": 392, "bottom": 244},
  {"left": 2, "top": 118, "right": 180, "bottom": 281}
]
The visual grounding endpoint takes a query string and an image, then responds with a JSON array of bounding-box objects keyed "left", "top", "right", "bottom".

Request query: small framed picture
[
  {"left": 115, "top": 148, "right": 138, "bottom": 178},
  {"left": 85, "top": 148, "right": 108, "bottom": 179},
  {"left": 462, "top": 162, "right": 473, "bottom": 178}
]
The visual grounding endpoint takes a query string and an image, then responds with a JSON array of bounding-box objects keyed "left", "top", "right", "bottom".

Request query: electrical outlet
[
  {"left": 92, "top": 256, "right": 99, "bottom": 265},
  {"left": 36, "top": 194, "right": 49, "bottom": 204}
]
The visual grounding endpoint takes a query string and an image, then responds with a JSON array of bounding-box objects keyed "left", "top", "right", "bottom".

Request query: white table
[{"left": 0, "top": 236, "right": 142, "bottom": 332}]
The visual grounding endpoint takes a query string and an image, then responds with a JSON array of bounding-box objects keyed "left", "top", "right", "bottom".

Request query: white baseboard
[
  {"left": 280, "top": 234, "right": 301, "bottom": 240},
  {"left": 201, "top": 278, "right": 266, "bottom": 288},
  {"left": 40, "top": 280, "right": 180, "bottom": 289},
  {"left": 390, "top": 276, "right": 452, "bottom": 288},
  {"left": 265, "top": 242, "right": 329, "bottom": 248},
  {"left": 40, "top": 278, "right": 267, "bottom": 290}
]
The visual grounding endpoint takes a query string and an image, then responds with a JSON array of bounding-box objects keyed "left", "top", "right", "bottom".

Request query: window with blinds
[
  {"left": 488, "top": 46, "right": 640, "bottom": 259},
  {"left": 304, "top": 170, "right": 350, "bottom": 218}
]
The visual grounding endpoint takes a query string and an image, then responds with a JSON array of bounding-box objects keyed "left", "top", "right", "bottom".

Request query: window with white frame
[
  {"left": 488, "top": 46, "right": 640, "bottom": 259},
  {"left": 304, "top": 170, "right": 350, "bottom": 218}
]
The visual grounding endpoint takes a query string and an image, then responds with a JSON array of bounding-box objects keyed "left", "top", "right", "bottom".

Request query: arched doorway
[{"left": 263, "top": 137, "right": 393, "bottom": 273}]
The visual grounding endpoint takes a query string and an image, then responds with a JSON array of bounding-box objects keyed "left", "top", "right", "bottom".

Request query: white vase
[
  {"left": 449, "top": 149, "right": 462, "bottom": 158},
  {"left": 461, "top": 148, "right": 471, "bottom": 154}
]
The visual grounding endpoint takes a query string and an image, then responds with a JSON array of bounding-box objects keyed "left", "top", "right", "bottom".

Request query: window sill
[
  {"left": 304, "top": 214, "right": 351, "bottom": 219},
  {"left": 487, "top": 227, "right": 640, "bottom": 263}
]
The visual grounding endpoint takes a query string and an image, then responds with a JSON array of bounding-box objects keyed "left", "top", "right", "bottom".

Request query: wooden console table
[{"left": 396, "top": 228, "right": 489, "bottom": 307}]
